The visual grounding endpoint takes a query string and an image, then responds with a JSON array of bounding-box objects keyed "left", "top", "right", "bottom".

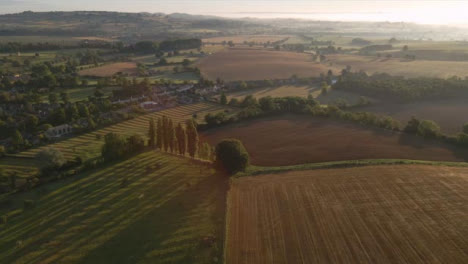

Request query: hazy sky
[{"left": 1, "top": 0, "right": 468, "bottom": 25}]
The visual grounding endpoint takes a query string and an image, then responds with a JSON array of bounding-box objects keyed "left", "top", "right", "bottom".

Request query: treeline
[
  {"left": 203, "top": 95, "right": 468, "bottom": 149},
  {"left": 334, "top": 72, "right": 468, "bottom": 101}
]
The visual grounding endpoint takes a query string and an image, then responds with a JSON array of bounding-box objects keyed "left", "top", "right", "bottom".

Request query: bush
[
  {"left": 215, "top": 139, "right": 249, "bottom": 175},
  {"left": 417, "top": 120, "right": 441, "bottom": 138},
  {"left": 36, "top": 148, "right": 66, "bottom": 169}
]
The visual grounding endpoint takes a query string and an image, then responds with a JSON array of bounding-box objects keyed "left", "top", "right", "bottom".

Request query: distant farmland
[
  {"left": 327, "top": 54, "right": 468, "bottom": 78},
  {"left": 197, "top": 48, "right": 337, "bottom": 81},
  {"left": 201, "top": 115, "right": 468, "bottom": 166},
  {"left": 78, "top": 62, "right": 137, "bottom": 77},
  {"left": 202, "top": 35, "right": 289, "bottom": 44},
  {"left": 226, "top": 165, "right": 468, "bottom": 264}
]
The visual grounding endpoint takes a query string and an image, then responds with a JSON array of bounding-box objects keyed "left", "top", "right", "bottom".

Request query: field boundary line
[{"left": 238, "top": 159, "right": 468, "bottom": 177}]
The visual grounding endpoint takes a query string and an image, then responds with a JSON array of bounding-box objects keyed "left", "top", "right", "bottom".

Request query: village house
[
  {"left": 45, "top": 124, "right": 73, "bottom": 139},
  {"left": 139, "top": 101, "right": 159, "bottom": 110}
]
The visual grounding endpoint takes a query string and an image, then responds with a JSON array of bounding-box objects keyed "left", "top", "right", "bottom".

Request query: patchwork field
[
  {"left": 327, "top": 54, "right": 468, "bottom": 78},
  {"left": 0, "top": 151, "right": 227, "bottom": 264},
  {"left": 224, "top": 85, "right": 364, "bottom": 105},
  {"left": 201, "top": 115, "right": 468, "bottom": 166},
  {"left": 355, "top": 99, "right": 468, "bottom": 135},
  {"left": 197, "top": 48, "right": 337, "bottom": 81},
  {"left": 226, "top": 165, "right": 468, "bottom": 264},
  {"left": 78, "top": 62, "right": 137, "bottom": 77},
  {"left": 5, "top": 103, "right": 232, "bottom": 177}
]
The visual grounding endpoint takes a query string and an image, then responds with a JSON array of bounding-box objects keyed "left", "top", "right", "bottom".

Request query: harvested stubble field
[
  {"left": 226, "top": 165, "right": 468, "bottom": 264},
  {"left": 201, "top": 115, "right": 468, "bottom": 166},
  {"left": 6, "top": 103, "right": 232, "bottom": 176},
  {"left": 354, "top": 99, "right": 468, "bottom": 135},
  {"left": 0, "top": 151, "right": 228, "bottom": 264},
  {"left": 78, "top": 62, "right": 137, "bottom": 77},
  {"left": 223, "top": 85, "right": 363, "bottom": 105},
  {"left": 202, "top": 35, "right": 289, "bottom": 44},
  {"left": 327, "top": 54, "right": 468, "bottom": 78},
  {"left": 197, "top": 48, "right": 337, "bottom": 81}
]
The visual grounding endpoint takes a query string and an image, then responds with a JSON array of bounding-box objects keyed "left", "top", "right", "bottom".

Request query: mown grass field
[
  {"left": 78, "top": 62, "right": 137, "bottom": 77},
  {"left": 0, "top": 151, "right": 228, "bottom": 264},
  {"left": 201, "top": 115, "right": 468, "bottom": 166},
  {"left": 226, "top": 165, "right": 468, "bottom": 264},
  {"left": 197, "top": 48, "right": 335, "bottom": 81},
  {"left": 327, "top": 54, "right": 468, "bottom": 78},
  {"left": 3, "top": 103, "right": 233, "bottom": 177}
]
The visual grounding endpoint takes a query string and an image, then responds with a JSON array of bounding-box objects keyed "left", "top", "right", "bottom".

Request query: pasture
[
  {"left": 78, "top": 62, "right": 137, "bottom": 77},
  {"left": 354, "top": 99, "right": 468, "bottom": 135},
  {"left": 226, "top": 165, "right": 468, "bottom": 264},
  {"left": 0, "top": 151, "right": 227, "bottom": 264},
  {"left": 197, "top": 48, "right": 336, "bottom": 81},
  {"left": 201, "top": 115, "right": 468, "bottom": 166},
  {"left": 5, "top": 103, "right": 232, "bottom": 177},
  {"left": 327, "top": 54, "right": 468, "bottom": 78}
]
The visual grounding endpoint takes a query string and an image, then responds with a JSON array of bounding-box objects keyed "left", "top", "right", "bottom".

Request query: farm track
[{"left": 227, "top": 165, "right": 468, "bottom": 264}]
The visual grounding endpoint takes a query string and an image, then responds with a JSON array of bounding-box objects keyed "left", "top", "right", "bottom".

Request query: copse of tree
[
  {"left": 215, "top": 139, "right": 250, "bottom": 175},
  {"left": 417, "top": 120, "right": 441, "bottom": 138},
  {"left": 101, "top": 133, "right": 146, "bottom": 161},
  {"left": 36, "top": 147, "right": 66, "bottom": 169},
  {"left": 175, "top": 123, "right": 187, "bottom": 155}
]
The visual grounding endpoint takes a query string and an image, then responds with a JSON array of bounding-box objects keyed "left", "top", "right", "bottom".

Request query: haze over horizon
[{"left": 1, "top": 0, "right": 468, "bottom": 26}]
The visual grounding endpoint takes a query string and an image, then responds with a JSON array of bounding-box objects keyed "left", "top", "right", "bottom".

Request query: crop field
[
  {"left": 201, "top": 115, "right": 468, "bottom": 166},
  {"left": 0, "top": 151, "right": 227, "bottom": 264},
  {"left": 197, "top": 48, "right": 337, "bottom": 81},
  {"left": 202, "top": 35, "right": 289, "bottom": 44},
  {"left": 326, "top": 54, "right": 468, "bottom": 78},
  {"left": 223, "top": 85, "right": 364, "bottom": 105},
  {"left": 226, "top": 165, "right": 468, "bottom": 264},
  {"left": 78, "top": 62, "right": 138, "bottom": 77},
  {"left": 355, "top": 99, "right": 468, "bottom": 135}
]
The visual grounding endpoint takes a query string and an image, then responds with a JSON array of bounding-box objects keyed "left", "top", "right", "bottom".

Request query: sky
[{"left": 1, "top": 0, "right": 468, "bottom": 25}]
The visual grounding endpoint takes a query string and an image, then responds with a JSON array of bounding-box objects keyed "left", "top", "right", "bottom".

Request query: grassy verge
[{"left": 237, "top": 159, "right": 468, "bottom": 177}]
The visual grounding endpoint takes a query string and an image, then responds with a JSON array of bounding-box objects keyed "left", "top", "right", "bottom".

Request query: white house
[
  {"left": 45, "top": 124, "right": 73, "bottom": 139},
  {"left": 140, "top": 101, "right": 159, "bottom": 110}
]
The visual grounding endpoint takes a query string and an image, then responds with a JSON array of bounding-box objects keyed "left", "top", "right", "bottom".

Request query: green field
[
  {"left": 1, "top": 103, "right": 233, "bottom": 178},
  {"left": 0, "top": 151, "right": 227, "bottom": 264}
]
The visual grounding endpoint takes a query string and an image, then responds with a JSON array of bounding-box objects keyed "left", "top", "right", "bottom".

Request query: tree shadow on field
[{"left": 75, "top": 167, "right": 229, "bottom": 264}]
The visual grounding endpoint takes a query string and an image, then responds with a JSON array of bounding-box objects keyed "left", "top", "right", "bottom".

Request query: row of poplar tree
[{"left": 147, "top": 116, "right": 214, "bottom": 160}]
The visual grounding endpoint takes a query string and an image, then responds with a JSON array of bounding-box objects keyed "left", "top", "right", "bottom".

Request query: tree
[
  {"left": 320, "top": 81, "right": 329, "bottom": 95},
  {"left": 417, "top": 120, "right": 441, "bottom": 138},
  {"left": 148, "top": 118, "right": 156, "bottom": 148},
  {"left": 156, "top": 117, "right": 163, "bottom": 149},
  {"left": 162, "top": 116, "right": 169, "bottom": 152},
  {"left": 220, "top": 92, "right": 227, "bottom": 105},
  {"left": 185, "top": 119, "right": 199, "bottom": 158},
  {"left": 60, "top": 92, "right": 69, "bottom": 104},
  {"left": 175, "top": 123, "right": 186, "bottom": 155},
  {"left": 182, "top": 59, "right": 191, "bottom": 67},
  {"left": 78, "top": 103, "right": 90, "bottom": 118},
  {"left": 404, "top": 117, "right": 420, "bottom": 133},
  {"left": 215, "top": 139, "right": 249, "bottom": 175},
  {"left": 36, "top": 147, "right": 66, "bottom": 169},
  {"left": 127, "top": 134, "right": 145, "bottom": 153},
  {"left": 48, "top": 93, "right": 58, "bottom": 104},
  {"left": 12, "top": 130, "right": 24, "bottom": 148},
  {"left": 168, "top": 119, "right": 176, "bottom": 153},
  {"left": 463, "top": 123, "right": 468, "bottom": 134},
  {"left": 101, "top": 133, "right": 127, "bottom": 160},
  {"left": 25, "top": 114, "right": 39, "bottom": 133}
]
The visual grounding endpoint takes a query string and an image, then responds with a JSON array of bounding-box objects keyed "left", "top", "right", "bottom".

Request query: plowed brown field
[
  {"left": 197, "top": 48, "right": 337, "bottom": 81},
  {"left": 226, "top": 165, "right": 468, "bottom": 264},
  {"left": 201, "top": 115, "right": 468, "bottom": 166}
]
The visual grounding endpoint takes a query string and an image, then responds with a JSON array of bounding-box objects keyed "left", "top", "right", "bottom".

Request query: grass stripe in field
[{"left": 3, "top": 103, "right": 234, "bottom": 176}]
